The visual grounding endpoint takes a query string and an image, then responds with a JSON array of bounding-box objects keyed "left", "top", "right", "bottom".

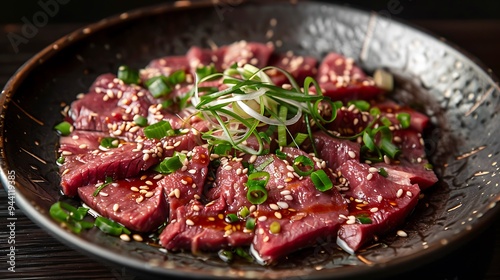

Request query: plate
[{"left": 1, "top": 0, "right": 500, "bottom": 279}]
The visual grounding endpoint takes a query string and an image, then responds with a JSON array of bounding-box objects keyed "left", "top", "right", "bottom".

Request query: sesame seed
[
  {"left": 145, "top": 191, "right": 154, "bottom": 198},
  {"left": 142, "top": 153, "right": 150, "bottom": 161},
  {"left": 186, "top": 219, "right": 194, "bottom": 226},
  {"left": 249, "top": 155, "right": 257, "bottom": 164},
  {"left": 130, "top": 187, "right": 139, "bottom": 192},
  {"left": 348, "top": 151, "right": 356, "bottom": 159},
  {"left": 274, "top": 212, "right": 282, "bottom": 219},
  {"left": 193, "top": 205, "right": 200, "bottom": 211},
  {"left": 286, "top": 165, "right": 294, "bottom": 172},
  {"left": 258, "top": 216, "right": 267, "bottom": 221},
  {"left": 277, "top": 201, "right": 289, "bottom": 209},
  {"left": 136, "top": 196, "right": 144, "bottom": 203},
  {"left": 370, "top": 207, "right": 379, "bottom": 213},
  {"left": 277, "top": 185, "right": 285, "bottom": 189},
  {"left": 406, "top": 191, "right": 413, "bottom": 197},
  {"left": 99, "top": 192, "right": 108, "bottom": 197},
  {"left": 120, "top": 234, "right": 130, "bottom": 241},
  {"left": 396, "top": 189, "right": 403, "bottom": 198},
  {"left": 280, "top": 190, "right": 291, "bottom": 195},
  {"left": 284, "top": 195, "right": 293, "bottom": 201},
  {"left": 369, "top": 167, "right": 379, "bottom": 173},
  {"left": 263, "top": 236, "right": 270, "bottom": 242},
  {"left": 79, "top": 144, "right": 88, "bottom": 149},
  {"left": 113, "top": 204, "right": 119, "bottom": 212},
  {"left": 384, "top": 155, "right": 391, "bottom": 164},
  {"left": 397, "top": 230, "right": 408, "bottom": 237},
  {"left": 174, "top": 188, "right": 180, "bottom": 198},
  {"left": 224, "top": 165, "right": 232, "bottom": 171},
  {"left": 377, "top": 195, "right": 383, "bottom": 203},
  {"left": 269, "top": 204, "right": 279, "bottom": 210},
  {"left": 366, "top": 173, "right": 373, "bottom": 181}
]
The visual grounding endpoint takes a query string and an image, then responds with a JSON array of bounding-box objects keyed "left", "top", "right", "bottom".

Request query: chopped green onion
[
  {"left": 311, "top": 169, "right": 333, "bottom": 192},
  {"left": 275, "top": 149, "right": 287, "bottom": 160},
  {"left": 356, "top": 214, "right": 373, "bottom": 224},
  {"left": 370, "top": 107, "right": 381, "bottom": 116},
  {"left": 92, "top": 176, "right": 113, "bottom": 197},
  {"left": 245, "top": 217, "right": 256, "bottom": 230},
  {"left": 168, "top": 70, "right": 186, "bottom": 85},
  {"left": 380, "top": 138, "right": 400, "bottom": 159},
  {"left": 154, "top": 155, "right": 184, "bottom": 174},
  {"left": 196, "top": 64, "right": 216, "bottom": 80},
  {"left": 293, "top": 155, "right": 314, "bottom": 176},
  {"left": 269, "top": 221, "right": 281, "bottom": 234},
  {"left": 49, "top": 202, "right": 93, "bottom": 234},
  {"left": 146, "top": 76, "right": 172, "bottom": 98},
  {"left": 143, "top": 120, "right": 174, "bottom": 139},
  {"left": 95, "top": 216, "right": 130, "bottom": 236},
  {"left": 100, "top": 137, "right": 119, "bottom": 149},
  {"left": 213, "top": 143, "right": 232, "bottom": 156},
  {"left": 133, "top": 115, "right": 148, "bottom": 127},
  {"left": 277, "top": 105, "right": 288, "bottom": 147},
  {"left": 117, "top": 65, "right": 140, "bottom": 84},
  {"left": 396, "top": 112, "right": 411, "bottom": 129},
  {"left": 348, "top": 100, "right": 370, "bottom": 111},
  {"left": 255, "top": 157, "right": 274, "bottom": 172},
  {"left": 378, "top": 167, "right": 388, "bottom": 177},
  {"left": 218, "top": 249, "right": 233, "bottom": 262},
  {"left": 234, "top": 247, "right": 253, "bottom": 262},
  {"left": 55, "top": 121, "right": 72, "bottom": 136},
  {"left": 380, "top": 116, "right": 392, "bottom": 127},
  {"left": 424, "top": 163, "right": 433, "bottom": 170},
  {"left": 239, "top": 206, "right": 250, "bottom": 218},
  {"left": 290, "top": 133, "right": 308, "bottom": 147},
  {"left": 161, "top": 99, "right": 174, "bottom": 109},
  {"left": 225, "top": 213, "right": 239, "bottom": 223},
  {"left": 246, "top": 184, "right": 268, "bottom": 205},
  {"left": 362, "top": 131, "right": 377, "bottom": 152},
  {"left": 56, "top": 156, "right": 65, "bottom": 165}
]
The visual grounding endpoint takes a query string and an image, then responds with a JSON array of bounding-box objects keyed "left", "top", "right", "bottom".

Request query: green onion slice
[
  {"left": 100, "top": 137, "right": 119, "bottom": 149},
  {"left": 154, "top": 154, "right": 185, "bottom": 174},
  {"left": 95, "top": 216, "right": 131, "bottom": 236},
  {"left": 293, "top": 155, "right": 314, "bottom": 176},
  {"left": 245, "top": 217, "right": 256, "bottom": 230},
  {"left": 269, "top": 221, "right": 281, "bottom": 234},
  {"left": 311, "top": 169, "right": 333, "bottom": 192},
  {"left": 275, "top": 149, "right": 287, "bottom": 160},
  {"left": 225, "top": 213, "right": 239, "bottom": 223},
  {"left": 117, "top": 65, "right": 140, "bottom": 85},
  {"left": 133, "top": 115, "right": 148, "bottom": 127},
  {"left": 378, "top": 167, "right": 388, "bottom": 177},
  {"left": 239, "top": 206, "right": 250, "bottom": 218},
  {"left": 218, "top": 249, "right": 234, "bottom": 262},
  {"left": 55, "top": 121, "right": 72, "bottom": 136},
  {"left": 246, "top": 172, "right": 269, "bottom": 204},
  {"left": 92, "top": 176, "right": 113, "bottom": 197},
  {"left": 356, "top": 214, "right": 372, "bottom": 224},
  {"left": 143, "top": 120, "right": 174, "bottom": 139},
  {"left": 146, "top": 76, "right": 173, "bottom": 98},
  {"left": 348, "top": 100, "right": 370, "bottom": 111},
  {"left": 396, "top": 112, "right": 411, "bottom": 129}
]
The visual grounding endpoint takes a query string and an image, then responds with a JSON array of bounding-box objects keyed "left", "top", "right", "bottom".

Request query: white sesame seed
[
  {"left": 370, "top": 207, "right": 379, "bottom": 213},
  {"left": 284, "top": 195, "right": 293, "bottom": 201},
  {"left": 366, "top": 173, "right": 373, "bottom": 181},
  {"left": 286, "top": 165, "right": 294, "bottom": 172},
  {"left": 280, "top": 190, "right": 291, "bottom": 195},
  {"left": 249, "top": 155, "right": 257, "bottom": 164},
  {"left": 131, "top": 186, "right": 139, "bottom": 192},
  {"left": 174, "top": 188, "right": 180, "bottom": 198},
  {"left": 348, "top": 151, "right": 356, "bottom": 159},
  {"left": 224, "top": 165, "right": 232, "bottom": 171},
  {"left": 397, "top": 230, "right": 408, "bottom": 237},
  {"left": 258, "top": 216, "right": 267, "bottom": 221},
  {"left": 99, "top": 192, "right": 109, "bottom": 197},
  {"left": 274, "top": 212, "right": 282, "bottom": 219},
  {"left": 396, "top": 189, "right": 404, "bottom": 198},
  {"left": 406, "top": 191, "right": 413, "bottom": 197},
  {"left": 269, "top": 204, "right": 279, "bottom": 210},
  {"left": 113, "top": 203, "right": 119, "bottom": 212},
  {"left": 120, "top": 234, "right": 130, "bottom": 241},
  {"left": 145, "top": 191, "right": 154, "bottom": 198},
  {"left": 136, "top": 196, "right": 144, "bottom": 203},
  {"left": 384, "top": 155, "right": 391, "bottom": 164},
  {"left": 142, "top": 153, "right": 150, "bottom": 161},
  {"left": 277, "top": 201, "right": 289, "bottom": 209},
  {"left": 186, "top": 219, "right": 194, "bottom": 226},
  {"left": 369, "top": 167, "right": 379, "bottom": 173},
  {"left": 377, "top": 195, "right": 383, "bottom": 203}
]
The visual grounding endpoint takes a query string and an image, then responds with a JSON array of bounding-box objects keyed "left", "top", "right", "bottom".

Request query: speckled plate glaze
[{"left": 1, "top": 0, "right": 500, "bottom": 279}]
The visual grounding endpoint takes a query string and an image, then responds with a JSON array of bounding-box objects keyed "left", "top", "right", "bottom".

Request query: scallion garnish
[
  {"left": 56, "top": 156, "right": 65, "bottom": 165},
  {"left": 146, "top": 76, "right": 173, "bottom": 98},
  {"left": 396, "top": 112, "right": 411, "bottom": 129},
  {"left": 245, "top": 217, "right": 256, "bottom": 230},
  {"left": 49, "top": 202, "right": 93, "bottom": 234},
  {"left": 95, "top": 216, "right": 131, "bottom": 236},
  {"left": 290, "top": 133, "right": 308, "bottom": 147},
  {"left": 239, "top": 206, "right": 250, "bottom": 218},
  {"left": 293, "top": 155, "right": 314, "bottom": 176},
  {"left": 218, "top": 249, "right": 234, "bottom": 263},
  {"left": 154, "top": 154, "right": 185, "bottom": 174},
  {"left": 275, "top": 149, "right": 287, "bottom": 160},
  {"left": 213, "top": 143, "right": 232, "bottom": 156},
  {"left": 117, "top": 65, "right": 140, "bottom": 85},
  {"left": 246, "top": 171, "right": 269, "bottom": 204},
  {"left": 92, "top": 176, "right": 113, "bottom": 197},
  {"left": 378, "top": 167, "right": 388, "bottom": 177},
  {"left": 311, "top": 169, "right": 333, "bottom": 192},
  {"left": 100, "top": 137, "right": 119, "bottom": 149},
  {"left": 143, "top": 120, "right": 174, "bottom": 139},
  {"left": 192, "top": 64, "right": 335, "bottom": 155},
  {"left": 356, "top": 214, "right": 372, "bottom": 224},
  {"left": 424, "top": 163, "right": 433, "bottom": 170},
  {"left": 234, "top": 247, "right": 253, "bottom": 262},
  {"left": 196, "top": 64, "right": 217, "bottom": 80},
  {"left": 348, "top": 100, "right": 370, "bottom": 111},
  {"left": 55, "top": 121, "right": 72, "bottom": 136},
  {"left": 225, "top": 213, "right": 239, "bottom": 223},
  {"left": 133, "top": 115, "right": 148, "bottom": 127}
]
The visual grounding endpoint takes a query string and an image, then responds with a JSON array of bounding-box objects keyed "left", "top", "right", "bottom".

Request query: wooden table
[{"left": 1, "top": 17, "right": 500, "bottom": 280}]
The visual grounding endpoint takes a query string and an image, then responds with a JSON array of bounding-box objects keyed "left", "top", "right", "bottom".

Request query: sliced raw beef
[
  {"left": 59, "top": 141, "right": 159, "bottom": 197},
  {"left": 337, "top": 160, "right": 420, "bottom": 253},
  {"left": 221, "top": 41, "right": 274, "bottom": 69},
  {"left": 249, "top": 147, "right": 349, "bottom": 264},
  {"left": 186, "top": 45, "right": 228, "bottom": 72},
  {"left": 158, "top": 146, "right": 210, "bottom": 220},
  {"left": 139, "top": 55, "right": 190, "bottom": 81},
  {"left": 59, "top": 130, "right": 110, "bottom": 155},
  {"left": 266, "top": 53, "right": 317, "bottom": 86},
  {"left": 309, "top": 131, "right": 361, "bottom": 171},
  {"left": 326, "top": 105, "right": 373, "bottom": 137},
  {"left": 78, "top": 173, "right": 167, "bottom": 232},
  {"left": 70, "top": 74, "right": 154, "bottom": 133},
  {"left": 316, "top": 52, "right": 384, "bottom": 102},
  {"left": 376, "top": 100, "right": 430, "bottom": 133},
  {"left": 374, "top": 129, "right": 438, "bottom": 190}
]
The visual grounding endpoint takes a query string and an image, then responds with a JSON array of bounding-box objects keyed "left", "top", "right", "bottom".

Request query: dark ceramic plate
[{"left": 1, "top": 0, "right": 500, "bottom": 279}]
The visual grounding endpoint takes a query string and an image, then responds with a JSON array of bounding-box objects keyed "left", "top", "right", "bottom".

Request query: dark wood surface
[{"left": 1, "top": 16, "right": 500, "bottom": 280}]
